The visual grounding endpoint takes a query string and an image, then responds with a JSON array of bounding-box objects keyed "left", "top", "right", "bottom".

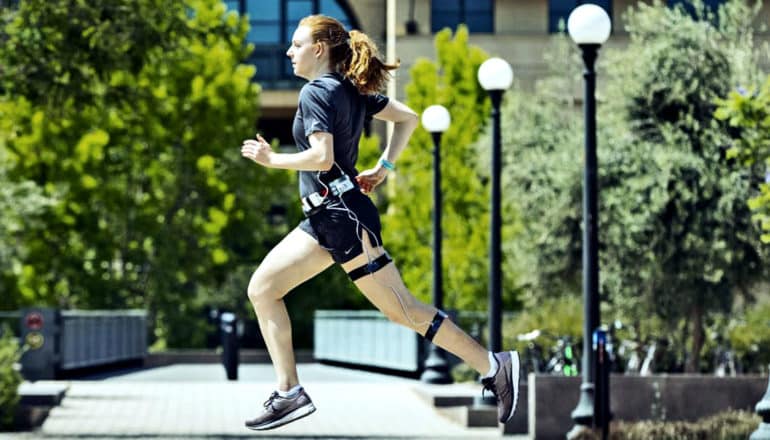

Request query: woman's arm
[
  {"left": 356, "top": 99, "right": 419, "bottom": 193},
  {"left": 241, "top": 132, "right": 334, "bottom": 171},
  {"left": 374, "top": 99, "right": 419, "bottom": 165}
]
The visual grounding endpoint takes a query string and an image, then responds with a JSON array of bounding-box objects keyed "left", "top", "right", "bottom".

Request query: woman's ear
[{"left": 314, "top": 41, "right": 325, "bottom": 58}]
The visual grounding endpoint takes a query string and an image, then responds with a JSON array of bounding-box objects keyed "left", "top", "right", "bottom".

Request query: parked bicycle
[{"left": 516, "top": 329, "right": 579, "bottom": 377}]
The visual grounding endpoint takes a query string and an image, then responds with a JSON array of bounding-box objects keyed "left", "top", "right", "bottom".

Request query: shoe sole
[
  {"left": 245, "top": 402, "right": 317, "bottom": 431},
  {"left": 505, "top": 350, "right": 520, "bottom": 423}
]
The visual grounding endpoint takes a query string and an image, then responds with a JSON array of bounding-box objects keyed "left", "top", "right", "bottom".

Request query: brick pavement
[{"left": 1, "top": 364, "right": 527, "bottom": 439}]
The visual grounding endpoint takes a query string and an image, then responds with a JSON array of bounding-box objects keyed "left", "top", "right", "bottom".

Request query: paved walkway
[{"left": 2, "top": 364, "right": 526, "bottom": 439}]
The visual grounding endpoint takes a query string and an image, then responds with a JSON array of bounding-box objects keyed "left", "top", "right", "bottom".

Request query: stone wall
[{"left": 524, "top": 374, "right": 768, "bottom": 440}]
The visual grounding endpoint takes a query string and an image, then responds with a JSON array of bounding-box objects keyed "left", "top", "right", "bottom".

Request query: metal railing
[
  {"left": 17, "top": 308, "right": 147, "bottom": 380},
  {"left": 314, "top": 310, "right": 424, "bottom": 372},
  {"left": 58, "top": 310, "right": 147, "bottom": 370}
]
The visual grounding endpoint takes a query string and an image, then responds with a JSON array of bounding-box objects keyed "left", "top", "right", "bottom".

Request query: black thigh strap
[
  {"left": 347, "top": 253, "right": 393, "bottom": 281},
  {"left": 424, "top": 310, "right": 448, "bottom": 342}
]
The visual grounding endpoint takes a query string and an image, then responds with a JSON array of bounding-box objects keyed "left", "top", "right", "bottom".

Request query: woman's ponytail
[
  {"left": 300, "top": 15, "right": 399, "bottom": 95},
  {"left": 344, "top": 30, "right": 399, "bottom": 95}
]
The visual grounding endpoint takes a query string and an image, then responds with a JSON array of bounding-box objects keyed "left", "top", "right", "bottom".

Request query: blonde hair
[{"left": 299, "top": 15, "right": 399, "bottom": 95}]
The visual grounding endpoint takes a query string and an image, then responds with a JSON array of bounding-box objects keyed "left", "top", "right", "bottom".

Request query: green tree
[
  {"left": 0, "top": 325, "right": 22, "bottom": 429},
  {"left": 0, "top": 0, "right": 293, "bottom": 347},
  {"left": 600, "top": 0, "right": 768, "bottom": 371},
  {"left": 0, "top": 148, "right": 54, "bottom": 309},
  {"left": 498, "top": 0, "right": 769, "bottom": 371},
  {"left": 715, "top": 76, "right": 770, "bottom": 243},
  {"left": 487, "top": 33, "right": 584, "bottom": 303},
  {"left": 383, "top": 26, "right": 522, "bottom": 312}
]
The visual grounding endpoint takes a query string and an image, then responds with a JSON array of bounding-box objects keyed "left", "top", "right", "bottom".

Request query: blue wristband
[{"left": 379, "top": 158, "right": 396, "bottom": 171}]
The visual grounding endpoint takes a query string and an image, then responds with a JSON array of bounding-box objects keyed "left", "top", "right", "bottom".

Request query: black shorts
[{"left": 298, "top": 191, "right": 383, "bottom": 264}]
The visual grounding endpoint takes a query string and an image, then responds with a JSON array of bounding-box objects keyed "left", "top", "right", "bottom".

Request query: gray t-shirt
[{"left": 292, "top": 72, "right": 389, "bottom": 198}]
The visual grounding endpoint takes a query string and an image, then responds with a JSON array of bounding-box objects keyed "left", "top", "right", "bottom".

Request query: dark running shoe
[
  {"left": 245, "top": 388, "right": 316, "bottom": 431},
  {"left": 481, "top": 351, "right": 520, "bottom": 423}
]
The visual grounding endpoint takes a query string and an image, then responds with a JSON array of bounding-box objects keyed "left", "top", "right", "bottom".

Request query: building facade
[{"left": 231, "top": 0, "right": 770, "bottom": 145}]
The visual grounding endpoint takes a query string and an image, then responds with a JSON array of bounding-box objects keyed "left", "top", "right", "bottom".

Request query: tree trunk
[{"left": 686, "top": 305, "right": 704, "bottom": 373}]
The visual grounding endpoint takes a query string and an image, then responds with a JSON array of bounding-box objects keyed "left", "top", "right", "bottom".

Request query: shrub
[
  {"left": 573, "top": 410, "right": 760, "bottom": 440},
  {"left": 0, "top": 325, "right": 22, "bottom": 430}
]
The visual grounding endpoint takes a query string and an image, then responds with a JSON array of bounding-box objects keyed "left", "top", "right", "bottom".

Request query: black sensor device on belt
[
  {"left": 424, "top": 310, "right": 448, "bottom": 342},
  {"left": 301, "top": 174, "right": 355, "bottom": 216},
  {"left": 347, "top": 252, "right": 392, "bottom": 281}
]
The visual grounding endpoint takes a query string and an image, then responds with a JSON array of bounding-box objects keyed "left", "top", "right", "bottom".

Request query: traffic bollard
[{"left": 220, "top": 312, "right": 239, "bottom": 381}]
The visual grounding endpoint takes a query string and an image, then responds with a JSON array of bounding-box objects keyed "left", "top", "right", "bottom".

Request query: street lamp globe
[
  {"left": 477, "top": 57, "right": 513, "bottom": 91},
  {"left": 421, "top": 105, "right": 451, "bottom": 133},
  {"left": 567, "top": 4, "right": 611, "bottom": 45}
]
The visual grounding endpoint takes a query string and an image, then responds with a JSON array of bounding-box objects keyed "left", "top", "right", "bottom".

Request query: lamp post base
[
  {"left": 566, "top": 424, "right": 597, "bottom": 440},
  {"left": 751, "top": 377, "right": 770, "bottom": 440},
  {"left": 751, "top": 424, "right": 770, "bottom": 440},
  {"left": 569, "top": 382, "right": 595, "bottom": 434}
]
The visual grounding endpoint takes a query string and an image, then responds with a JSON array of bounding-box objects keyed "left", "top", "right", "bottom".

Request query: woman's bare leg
[
  {"left": 247, "top": 226, "right": 334, "bottom": 391},
  {"left": 340, "top": 234, "right": 491, "bottom": 375}
]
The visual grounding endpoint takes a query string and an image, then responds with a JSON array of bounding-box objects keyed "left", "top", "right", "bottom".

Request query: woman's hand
[
  {"left": 241, "top": 134, "right": 273, "bottom": 166},
  {"left": 355, "top": 166, "right": 389, "bottom": 194}
]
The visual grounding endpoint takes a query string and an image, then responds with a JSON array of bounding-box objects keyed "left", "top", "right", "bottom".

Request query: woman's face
[{"left": 286, "top": 25, "right": 319, "bottom": 80}]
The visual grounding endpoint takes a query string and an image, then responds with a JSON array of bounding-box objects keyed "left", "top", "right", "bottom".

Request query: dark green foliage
[
  {"left": 495, "top": 0, "right": 769, "bottom": 371},
  {"left": 489, "top": 33, "right": 584, "bottom": 302},
  {"left": 722, "top": 302, "right": 770, "bottom": 372},
  {"left": 0, "top": 326, "right": 22, "bottom": 430},
  {"left": 599, "top": 0, "right": 768, "bottom": 369},
  {"left": 0, "top": 0, "right": 295, "bottom": 347}
]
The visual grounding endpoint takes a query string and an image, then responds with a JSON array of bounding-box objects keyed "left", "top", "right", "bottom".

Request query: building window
[
  {"left": 549, "top": 0, "right": 612, "bottom": 33},
  {"left": 431, "top": 0, "right": 494, "bottom": 33},
  {"left": 223, "top": 0, "right": 357, "bottom": 88}
]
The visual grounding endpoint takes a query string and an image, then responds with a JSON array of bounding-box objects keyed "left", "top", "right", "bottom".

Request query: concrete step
[
  {"left": 436, "top": 404, "right": 500, "bottom": 427},
  {"left": 411, "top": 381, "right": 529, "bottom": 434},
  {"left": 18, "top": 381, "right": 69, "bottom": 406},
  {"left": 15, "top": 381, "right": 69, "bottom": 430}
]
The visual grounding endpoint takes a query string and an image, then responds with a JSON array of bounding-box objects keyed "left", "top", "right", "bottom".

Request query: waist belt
[{"left": 301, "top": 174, "right": 356, "bottom": 216}]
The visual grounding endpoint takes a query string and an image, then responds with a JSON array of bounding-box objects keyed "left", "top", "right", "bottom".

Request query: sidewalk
[{"left": 2, "top": 363, "right": 527, "bottom": 439}]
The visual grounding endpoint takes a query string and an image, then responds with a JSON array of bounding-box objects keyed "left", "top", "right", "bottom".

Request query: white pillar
[{"left": 385, "top": 0, "right": 397, "bottom": 144}]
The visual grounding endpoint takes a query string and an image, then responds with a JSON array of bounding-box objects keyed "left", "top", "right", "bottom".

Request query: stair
[{"left": 411, "top": 381, "right": 529, "bottom": 434}]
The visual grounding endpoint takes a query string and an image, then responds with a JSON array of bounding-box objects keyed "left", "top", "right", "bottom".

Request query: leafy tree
[
  {"left": 600, "top": 0, "right": 768, "bottom": 371},
  {"left": 0, "top": 325, "right": 21, "bottom": 430},
  {"left": 725, "top": 302, "right": 770, "bottom": 372},
  {"left": 715, "top": 76, "right": 770, "bottom": 243},
  {"left": 485, "top": 33, "right": 584, "bottom": 302},
  {"left": 496, "top": 0, "right": 769, "bottom": 371},
  {"left": 0, "top": 0, "right": 294, "bottom": 347},
  {"left": 0, "top": 148, "right": 54, "bottom": 310},
  {"left": 382, "top": 26, "right": 522, "bottom": 312}
]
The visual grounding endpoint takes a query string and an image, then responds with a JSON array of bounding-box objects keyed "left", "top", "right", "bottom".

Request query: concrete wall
[{"left": 527, "top": 374, "right": 768, "bottom": 440}]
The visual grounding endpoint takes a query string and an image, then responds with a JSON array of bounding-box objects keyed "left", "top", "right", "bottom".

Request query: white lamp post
[
  {"left": 752, "top": 379, "right": 770, "bottom": 439},
  {"left": 421, "top": 105, "right": 451, "bottom": 133},
  {"left": 567, "top": 4, "right": 612, "bottom": 45},
  {"left": 566, "top": 4, "right": 611, "bottom": 439},
  {"left": 420, "top": 104, "right": 452, "bottom": 384},
  {"left": 478, "top": 57, "right": 514, "bottom": 92},
  {"left": 477, "top": 57, "right": 513, "bottom": 385}
]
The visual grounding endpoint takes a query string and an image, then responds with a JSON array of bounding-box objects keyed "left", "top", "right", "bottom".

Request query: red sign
[{"left": 25, "top": 312, "right": 44, "bottom": 330}]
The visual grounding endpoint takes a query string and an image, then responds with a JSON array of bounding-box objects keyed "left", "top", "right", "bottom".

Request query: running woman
[{"left": 240, "top": 14, "right": 519, "bottom": 431}]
